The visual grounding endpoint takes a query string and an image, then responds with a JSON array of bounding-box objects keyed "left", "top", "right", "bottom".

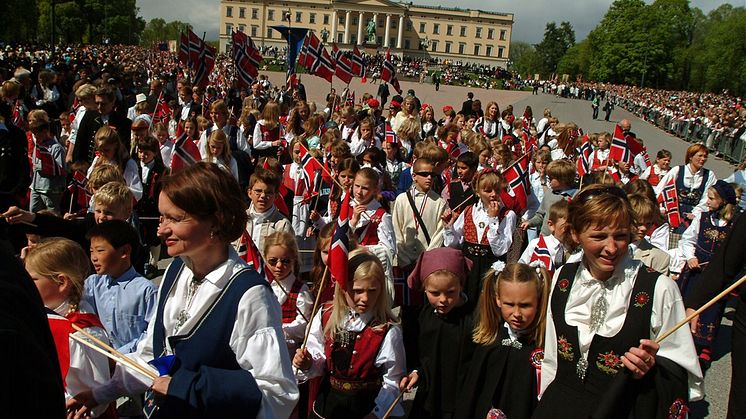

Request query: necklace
[{"left": 174, "top": 276, "right": 206, "bottom": 334}]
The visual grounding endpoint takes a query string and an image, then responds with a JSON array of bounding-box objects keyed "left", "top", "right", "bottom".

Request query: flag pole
[{"left": 300, "top": 263, "right": 330, "bottom": 349}]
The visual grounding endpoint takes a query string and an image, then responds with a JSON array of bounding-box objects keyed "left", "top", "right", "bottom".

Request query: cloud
[{"left": 137, "top": 0, "right": 742, "bottom": 44}]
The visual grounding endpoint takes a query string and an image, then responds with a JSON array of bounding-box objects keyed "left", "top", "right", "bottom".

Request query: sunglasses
[
  {"left": 575, "top": 186, "right": 628, "bottom": 204},
  {"left": 415, "top": 171, "right": 437, "bottom": 178},
  {"left": 267, "top": 257, "right": 293, "bottom": 266}
]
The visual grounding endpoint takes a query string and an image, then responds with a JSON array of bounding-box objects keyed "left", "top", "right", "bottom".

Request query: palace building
[{"left": 218, "top": 0, "right": 514, "bottom": 67}]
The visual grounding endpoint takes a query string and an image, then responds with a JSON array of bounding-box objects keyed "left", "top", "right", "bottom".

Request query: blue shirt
[{"left": 82, "top": 266, "right": 157, "bottom": 353}]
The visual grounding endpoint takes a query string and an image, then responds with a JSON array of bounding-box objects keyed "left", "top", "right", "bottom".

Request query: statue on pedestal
[
  {"left": 320, "top": 28, "right": 329, "bottom": 43},
  {"left": 366, "top": 19, "right": 377, "bottom": 44}
]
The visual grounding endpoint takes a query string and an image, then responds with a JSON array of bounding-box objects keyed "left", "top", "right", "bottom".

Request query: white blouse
[
  {"left": 541, "top": 254, "right": 704, "bottom": 401},
  {"left": 443, "top": 200, "right": 516, "bottom": 258},
  {"left": 655, "top": 165, "right": 717, "bottom": 218},
  {"left": 270, "top": 273, "right": 313, "bottom": 348}
]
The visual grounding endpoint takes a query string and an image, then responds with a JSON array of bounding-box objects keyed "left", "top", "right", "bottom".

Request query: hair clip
[
  {"left": 528, "top": 260, "right": 544, "bottom": 275},
  {"left": 491, "top": 260, "right": 506, "bottom": 273}
]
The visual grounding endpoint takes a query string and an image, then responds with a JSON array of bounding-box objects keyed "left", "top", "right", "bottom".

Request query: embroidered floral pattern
[
  {"left": 596, "top": 350, "right": 624, "bottom": 375},
  {"left": 558, "top": 335, "right": 574, "bottom": 361},
  {"left": 558, "top": 278, "right": 570, "bottom": 292},
  {"left": 668, "top": 398, "right": 689, "bottom": 419},
  {"left": 530, "top": 348, "right": 544, "bottom": 369},
  {"left": 486, "top": 408, "right": 507, "bottom": 419},
  {"left": 634, "top": 291, "right": 650, "bottom": 308}
]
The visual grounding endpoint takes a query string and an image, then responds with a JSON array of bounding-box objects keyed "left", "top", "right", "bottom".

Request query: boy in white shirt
[{"left": 519, "top": 199, "right": 569, "bottom": 270}]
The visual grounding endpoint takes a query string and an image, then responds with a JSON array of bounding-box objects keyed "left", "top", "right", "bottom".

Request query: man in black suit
[
  {"left": 461, "top": 92, "right": 474, "bottom": 117},
  {"left": 377, "top": 82, "right": 390, "bottom": 107},
  {"left": 96, "top": 85, "right": 132, "bottom": 151}
]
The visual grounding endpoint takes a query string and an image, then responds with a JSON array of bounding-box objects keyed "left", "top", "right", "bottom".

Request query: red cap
[
  {"left": 368, "top": 98, "right": 380, "bottom": 108},
  {"left": 389, "top": 100, "right": 401, "bottom": 108},
  {"left": 442, "top": 105, "right": 453, "bottom": 113}
]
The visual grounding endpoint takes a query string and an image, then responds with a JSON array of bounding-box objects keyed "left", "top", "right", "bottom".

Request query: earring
[{"left": 210, "top": 231, "right": 215, "bottom": 240}]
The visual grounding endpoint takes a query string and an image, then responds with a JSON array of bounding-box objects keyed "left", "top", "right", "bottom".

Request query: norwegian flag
[
  {"left": 34, "top": 144, "right": 66, "bottom": 177},
  {"left": 329, "top": 191, "right": 352, "bottom": 290},
  {"left": 170, "top": 132, "right": 201, "bottom": 172},
  {"left": 237, "top": 230, "right": 275, "bottom": 282},
  {"left": 298, "top": 32, "right": 310, "bottom": 69},
  {"left": 152, "top": 92, "right": 171, "bottom": 124},
  {"left": 606, "top": 165, "right": 622, "bottom": 183},
  {"left": 641, "top": 146, "right": 651, "bottom": 167},
  {"left": 232, "top": 31, "right": 263, "bottom": 88},
  {"left": 67, "top": 171, "right": 91, "bottom": 209},
  {"left": 657, "top": 177, "right": 681, "bottom": 228},
  {"left": 302, "top": 32, "right": 334, "bottom": 82},
  {"left": 609, "top": 124, "right": 632, "bottom": 165},
  {"left": 384, "top": 122, "right": 398, "bottom": 144},
  {"left": 188, "top": 30, "right": 216, "bottom": 88},
  {"left": 530, "top": 235, "right": 554, "bottom": 272},
  {"left": 351, "top": 46, "right": 366, "bottom": 78},
  {"left": 299, "top": 143, "right": 323, "bottom": 191},
  {"left": 331, "top": 44, "right": 354, "bottom": 85},
  {"left": 11, "top": 100, "right": 25, "bottom": 129},
  {"left": 178, "top": 33, "right": 190, "bottom": 66},
  {"left": 380, "top": 50, "right": 402, "bottom": 94},
  {"left": 521, "top": 109, "right": 532, "bottom": 129},
  {"left": 576, "top": 135, "right": 593, "bottom": 177},
  {"left": 502, "top": 152, "right": 531, "bottom": 211},
  {"left": 344, "top": 90, "right": 355, "bottom": 107}
]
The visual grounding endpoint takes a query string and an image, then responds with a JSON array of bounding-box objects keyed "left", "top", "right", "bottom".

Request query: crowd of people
[{"left": 2, "top": 43, "right": 746, "bottom": 419}]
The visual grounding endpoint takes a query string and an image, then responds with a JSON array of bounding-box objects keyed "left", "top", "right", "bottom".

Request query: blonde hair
[
  {"left": 93, "top": 182, "right": 133, "bottom": 216},
  {"left": 88, "top": 164, "right": 124, "bottom": 191},
  {"left": 709, "top": 185, "right": 737, "bottom": 222},
  {"left": 24, "top": 238, "right": 90, "bottom": 313},
  {"left": 324, "top": 249, "right": 396, "bottom": 336},
  {"left": 75, "top": 83, "right": 97, "bottom": 100},
  {"left": 472, "top": 170, "right": 504, "bottom": 194},
  {"left": 207, "top": 129, "right": 232, "bottom": 164},
  {"left": 263, "top": 231, "right": 300, "bottom": 276},
  {"left": 472, "top": 263, "right": 550, "bottom": 346},
  {"left": 95, "top": 126, "right": 130, "bottom": 171},
  {"left": 261, "top": 101, "right": 281, "bottom": 129}
]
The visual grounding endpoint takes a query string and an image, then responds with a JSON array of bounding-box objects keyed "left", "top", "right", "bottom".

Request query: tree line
[{"left": 510, "top": 0, "right": 746, "bottom": 96}]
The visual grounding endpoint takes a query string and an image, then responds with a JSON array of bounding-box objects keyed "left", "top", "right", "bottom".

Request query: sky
[{"left": 137, "top": 0, "right": 744, "bottom": 44}]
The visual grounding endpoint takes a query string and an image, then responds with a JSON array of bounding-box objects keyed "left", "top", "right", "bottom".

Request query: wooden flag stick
[
  {"left": 656, "top": 272, "right": 746, "bottom": 344},
  {"left": 70, "top": 325, "right": 158, "bottom": 380},
  {"left": 382, "top": 391, "right": 404, "bottom": 419},
  {"left": 0, "top": 214, "right": 37, "bottom": 228},
  {"left": 301, "top": 263, "right": 330, "bottom": 349},
  {"left": 273, "top": 275, "right": 309, "bottom": 323}
]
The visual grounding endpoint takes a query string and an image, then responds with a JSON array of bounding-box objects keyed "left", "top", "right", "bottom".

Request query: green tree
[
  {"left": 534, "top": 21, "right": 575, "bottom": 78},
  {"left": 556, "top": 39, "right": 591, "bottom": 80},
  {"left": 141, "top": 18, "right": 192, "bottom": 45},
  {"left": 1, "top": 0, "right": 38, "bottom": 42},
  {"left": 509, "top": 41, "right": 542, "bottom": 78},
  {"left": 37, "top": 0, "right": 144, "bottom": 44}
]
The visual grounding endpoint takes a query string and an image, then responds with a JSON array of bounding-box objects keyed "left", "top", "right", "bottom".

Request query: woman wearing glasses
[
  {"left": 533, "top": 185, "right": 703, "bottom": 418},
  {"left": 67, "top": 162, "right": 298, "bottom": 418}
]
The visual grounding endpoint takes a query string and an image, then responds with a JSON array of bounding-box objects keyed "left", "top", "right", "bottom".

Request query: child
[
  {"left": 303, "top": 114, "right": 322, "bottom": 150},
  {"left": 456, "top": 262, "right": 551, "bottom": 418},
  {"left": 640, "top": 149, "right": 672, "bottom": 187},
  {"left": 309, "top": 223, "right": 360, "bottom": 307},
  {"left": 26, "top": 238, "right": 114, "bottom": 418},
  {"left": 263, "top": 231, "right": 313, "bottom": 354},
  {"left": 534, "top": 184, "right": 703, "bottom": 418},
  {"left": 293, "top": 249, "right": 406, "bottom": 418},
  {"left": 88, "top": 126, "right": 143, "bottom": 201},
  {"left": 350, "top": 117, "right": 379, "bottom": 157},
  {"left": 525, "top": 150, "right": 551, "bottom": 242},
  {"left": 204, "top": 129, "right": 239, "bottom": 180},
  {"left": 252, "top": 101, "right": 284, "bottom": 159},
  {"left": 82, "top": 220, "right": 157, "bottom": 353},
  {"left": 284, "top": 137, "right": 312, "bottom": 235},
  {"left": 443, "top": 170, "right": 517, "bottom": 304},
  {"left": 382, "top": 137, "right": 406, "bottom": 188},
  {"left": 589, "top": 131, "right": 611, "bottom": 172},
  {"left": 339, "top": 105, "right": 359, "bottom": 144},
  {"left": 441, "top": 151, "right": 478, "bottom": 213},
  {"left": 311, "top": 157, "right": 360, "bottom": 229},
  {"left": 627, "top": 193, "right": 670, "bottom": 275},
  {"left": 153, "top": 122, "right": 173, "bottom": 168},
  {"left": 678, "top": 180, "right": 740, "bottom": 369},
  {"left": 244, "top": 167, "right": 293, "bottom": 254},
  {"left": 519, "top": 199, "right": 569, "bottom": 271},
  {"left": 521, "top": 159, "right": 577, "bottom": 236},
  {"left": 350, "top": 168, "right": 397, "bottom": 266},
  {"left": 399, "top": 247, "right": 475, "bottom": 418},
  {"left": 28, "top": 112, "right": 67, "bottom": 213},
  {"left": 134, "top": 135, "right": 166, "bottom": 278}
]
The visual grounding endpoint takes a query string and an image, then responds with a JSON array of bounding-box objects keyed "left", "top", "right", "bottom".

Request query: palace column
[
  {"left": 343, "top": 10, "right": 351, "bottom": 44},
  {"left": 397, "top": 15, "right": 404, "bottom": 49},
  {"left": 331, "top": 10, "right": 337, "bottom": 43},
  {"left": 372, "top": 13, "right": 378, "bottom": 45},
  {"left": 357, "top": 11, "right": 364, "bottom": 45},
  {"left": 384, "top": 14, "right": 391, "bottom": 48}
]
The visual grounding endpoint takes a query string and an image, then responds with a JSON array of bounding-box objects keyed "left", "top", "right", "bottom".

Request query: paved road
[{"left": 243, "top": 72, "right": 736, "bottom": 416}]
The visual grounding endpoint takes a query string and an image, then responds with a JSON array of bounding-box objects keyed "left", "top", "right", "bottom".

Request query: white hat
[{"left": 135, "top": 93, "right": 147, "bottom": 104}]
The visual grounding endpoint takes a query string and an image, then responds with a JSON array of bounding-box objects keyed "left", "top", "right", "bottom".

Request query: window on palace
[
  {"left": 498, "top": 47, "right": 504, "bottom": 58},
  {"left": 447, "top": 25, "right": 453, "bottom": 36},
  {"left": 252, "top": 26, "right": 258, "bottom": 37},
  {"left": 252, "top": 9, "right": 258, "bottom": 19},
  {"left": 353, "top": 17, "right": 358, "bottom": 25},
  {"left": 460, "top": 26, "right": 466, "bottom": 37},
  {"left": 419, "top": 22, "right": 426, "bottom": 33},
  {"left": 238, "top": 24, "right": 245, "bottom": 32},
  {"left": 390, "top": 37, "right": 396, "bottom": 47},
  {"left": 486, "top": 45, "right": 492, "bottom": 56},
  {"left": 459, "top": 43, "right": 465, "bottom": 54},
  {"left": 407, "top": 21, "right": 413, "bottom": 32},
  {"left": 379, "top": 18, "right": 384, "bottom": 28},
  {"left": 310, "top": 13, "right": 316, "bottom": 24},
  {"left": 475, "top": 27, "right": 482, "bottom": 38},
  {"left": 474, "top": 44, "right": 481, "bottom": 55},
  {"left": 500, "top": 30, "right": 506, "bottom": 41},
  {"left": 487, "top": 28, "right": 494, "bottom": 39},
  {"left": 296, "top": 12, "right": 302, "bottom": 23},
  {"left": 351, "top": 35, "right": 357, "bottom": 44},
  {"left": 391, "top": 19, "right": 397, "bottom": 29},
  {"left": 323, "top": 14, "right": 329, "bottom": 25},
  {"left": 226, "top": 24, "right": 232, "bottom": 34},
  {"left": 338, "top": 33, "right": 343, "bottom": 43},
  {"left": 239, "top": 8, "right": 245, "bottom": 19},
  {"left": 433, "top": 24, "right": 439, "bottom": 35},
  {"left": 226, "top": 6, "right": 232, "bottom": 17},
  {"left": 405, "top": 39, "right": 411, "bottom": 49},
  {"left": 339, "top": 15, "right": 345, "bottom": 25},
  {"left": 268, "top": 10, "right": 274, "bottom": 20},
  {"left": 377, "top": 36, "right": 383, "bottom": 45},
  {"left": 267, "top": 29, "right": 273, "bottom": 38},
  {"left": 445, "top": 42, "right": 451, "bottom": 53},
  {"left": 431, "top": 41, "right": 438, "bottom": 52}
]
